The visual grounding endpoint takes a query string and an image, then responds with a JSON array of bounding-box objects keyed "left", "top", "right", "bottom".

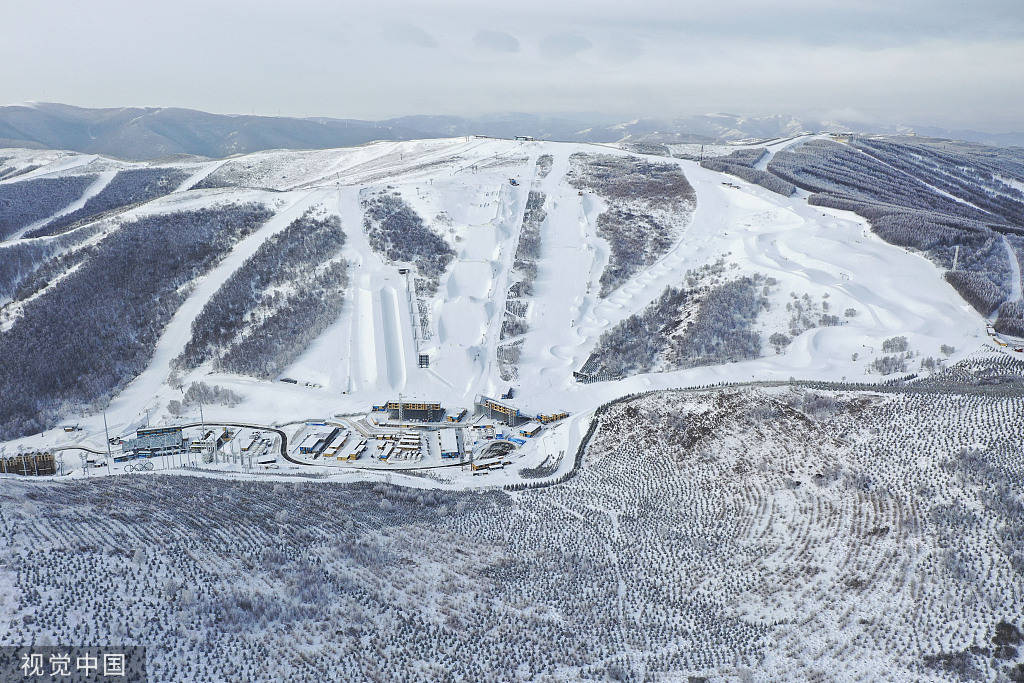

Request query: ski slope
[
  {"left": 0, "top": 136, "right": 993, "bottom": 485},
  {"left": 1003, "top": 236, "right": 1023, "bottom": 303},
  {"left": 8, "top": 169, "right": 119, "bottom": 240},
  {"left": 753, "top": 133, "right": 818, "bottom": 171},
  {"left": 0, "top": 150, "right": 99, "bottom": 184},
  {"left": 106, "top": 188, "right": 331, "bottom": 418}
]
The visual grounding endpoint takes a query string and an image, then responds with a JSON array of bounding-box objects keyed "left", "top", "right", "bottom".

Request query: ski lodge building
[{"left": 121, "top": 426, "right": 188, "bottom": 459}]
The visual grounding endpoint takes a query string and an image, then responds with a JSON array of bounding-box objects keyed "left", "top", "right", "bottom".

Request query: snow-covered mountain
[
  {"left": 3, "top": 131, "right": 1024, "bottom": 680},
  {"left": 0, "top": 103, "right": 433, "bottom": 160},
  {"left": 2, "top": 132, "right": 1023, "bottom": 456},
  {"left": 4, "top": 103, "right": 1020, "bottom": 160}
]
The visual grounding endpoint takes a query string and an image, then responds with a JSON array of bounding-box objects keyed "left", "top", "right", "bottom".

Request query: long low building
[
  {"left": 1, "top": 452, "right": 56, "bottom": 476},
  {"left": 298, "top": 427, "right": 341, "bottom": 455},
  {"left": 121, "top": 426, "right": 188, "bottom": 459},
  {"left": 385, "top": 401, "right": 444, "bottom": 422},
  {"left": 519, "top": 422, "right": 542, "bottom": 438},
  {"left": 397, "top": 432, "right": 421, "bottom": 449},
  {"left": 241, "top": 432, "right": 262, "bottom": 452},
  {"left": 439, "top": 429, "right": 460, "bottom": 458}
]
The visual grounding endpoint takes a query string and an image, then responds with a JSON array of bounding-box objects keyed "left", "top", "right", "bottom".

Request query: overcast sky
[{"left": 2, "top": 0, "right": 1022, "bottom": 131}]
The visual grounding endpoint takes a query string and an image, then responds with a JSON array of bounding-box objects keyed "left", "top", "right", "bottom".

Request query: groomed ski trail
[
  {"left": 8, "top": 169, "right": 118, "bottom": 241},
  {"left": 1003, "top": 236, "right": 1023, "bottom": 303}
]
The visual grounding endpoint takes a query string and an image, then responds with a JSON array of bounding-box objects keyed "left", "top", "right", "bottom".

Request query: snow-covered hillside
[
  {"left": 3, "top": 132, "right": 1024, "bottom": 682},
  {"left": 3, "top": 371, "right": 1023, "bottom": 680},
  {"left": 0, "top": 135, "right": 1016, "bottom": 482}
]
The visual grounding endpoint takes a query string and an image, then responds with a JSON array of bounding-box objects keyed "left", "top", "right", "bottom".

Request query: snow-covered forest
[
  {"left": 567, "top": 153, "right": 696, "bottom": 296},
  {"left": 25, "top": 167, "right": 190, "bottom": 238},
  {"left": 2, "top": 356, "right": 1022, "bottom": 680},
  {"left": 582, "top": 265, "right": 771, "bottom": 380},
  {"left": 0, "top": 204, "right": 272, "bottom": 439},
  {"left": 3, "top": 1, "right": 1024, "bottom": 677},
  {"left": 0, "top": 174, "right": 96, "bottom": 240},
  {"left": 175, "top": 208, "right": 349, "bottom": 379},
  {"left": 767, "top": 137, "right": 1024, "bottom": 322}
]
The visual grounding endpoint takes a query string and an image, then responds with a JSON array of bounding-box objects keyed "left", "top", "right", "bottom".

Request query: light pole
[
  {"left": 199, "top": 403, "right": 211, "bottom": 463},
  {"left": 103, "top": 411, "right": 113, "bottom": 475}
]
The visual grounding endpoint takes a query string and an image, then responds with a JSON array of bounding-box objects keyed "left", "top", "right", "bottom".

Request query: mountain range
[{"left": 2, "top": 102, "right": 1021, "bottom": 160}]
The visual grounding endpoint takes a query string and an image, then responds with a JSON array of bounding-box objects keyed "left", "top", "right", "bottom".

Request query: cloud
[
  {"left": 603, "top": 35, "right": 644, "bottom": 61},
  {"left": 0, "top": 0, "right": 1021, "bottom": 131},
  {"left": 474, "top": 29, "right": 520, "bottom": 53},
  {"left": 390, "top": 22, "right": 438, "bottom": 49},
  {"left": 539, "top": 33, "right": 592, "bottom": 59}
]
